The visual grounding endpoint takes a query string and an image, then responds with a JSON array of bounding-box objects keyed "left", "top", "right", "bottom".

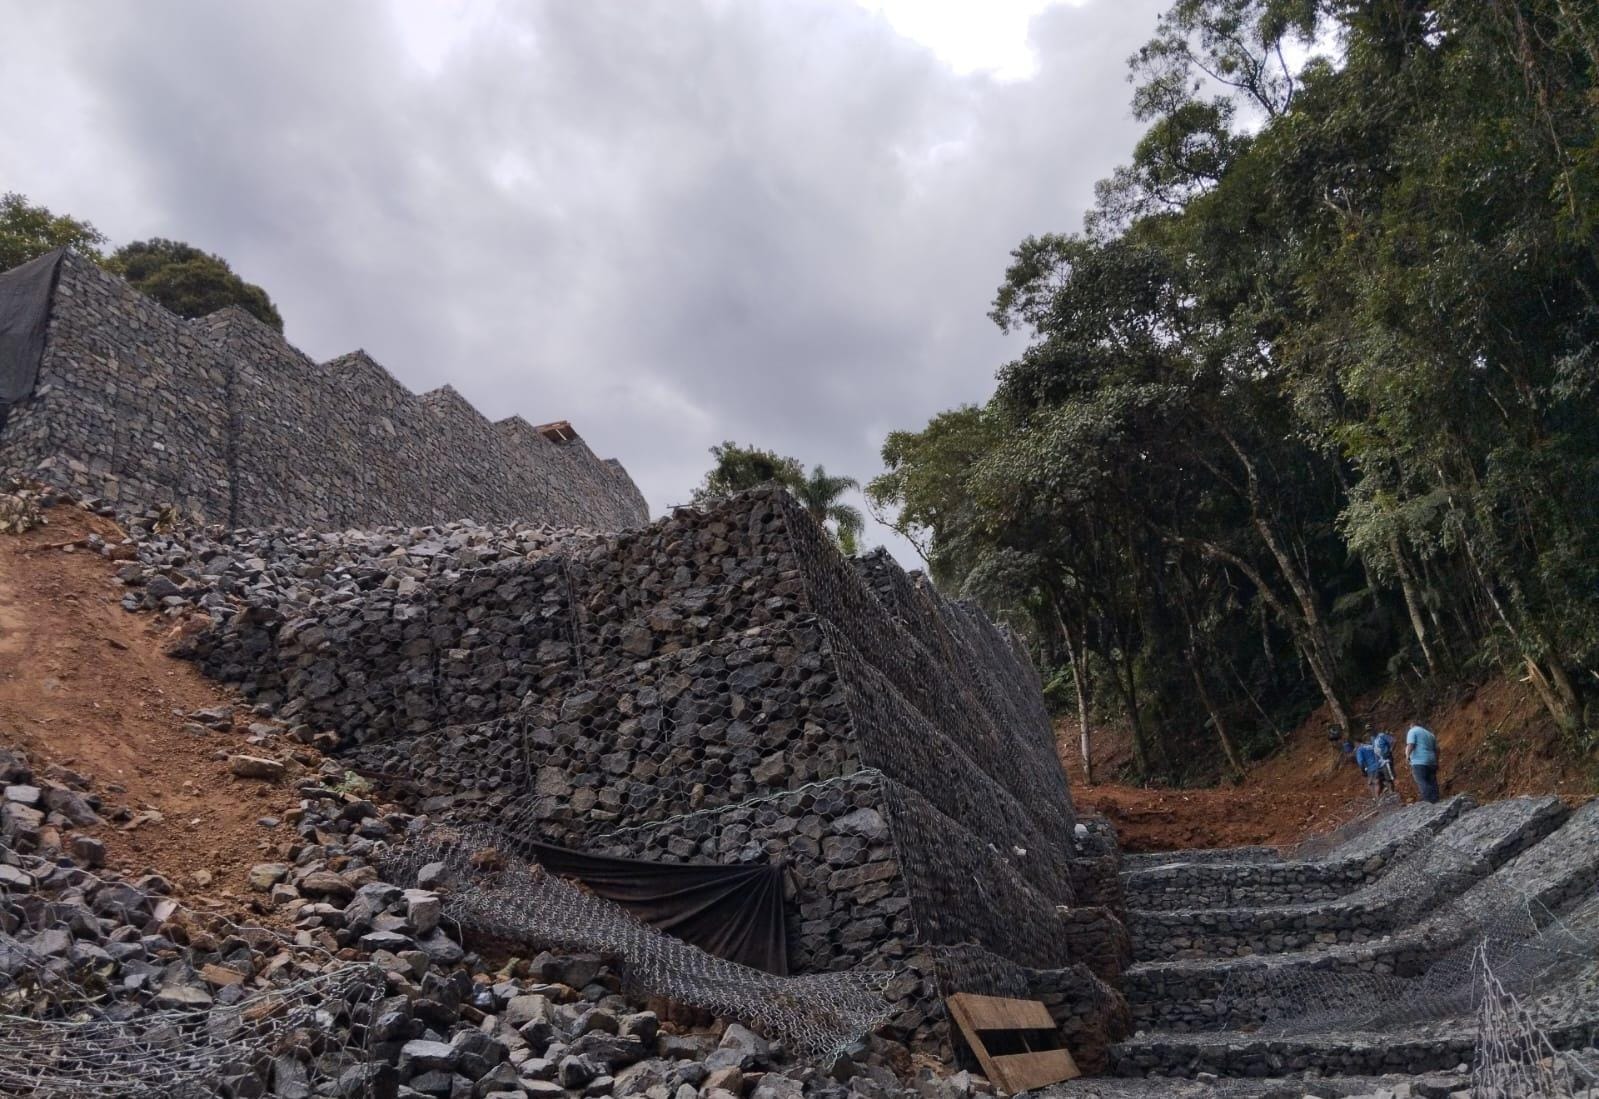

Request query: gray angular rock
[
  {"left": 613, "top": 1059, "right": 675, "bottom": 1096},
  {"left": 416, "top": 929, "right": 465, "bottom": 965},
  {"left": 297, "top": 870, "right": 354, "bottom": 900},
  {"left": 401, "top": 1039, "right": 459, "bottom": 1073},
  {"left": 505, "top": 994, "right": 555, "bottom": 1028},
  {"left": 2, "top": 784, "right": 41, "bottom": 807},
  {"left": 750, "top": 1074, "right": 804, "bottom": 1099},
  {"left": 155, "top": 983, "right": 214, "bottom": 1009},
  {"left": 559, "top": 1055, "right": 602, "bottom": 1088},
  {"left": 567, "top": 1032, "right": 646, "bottom": 1071}
]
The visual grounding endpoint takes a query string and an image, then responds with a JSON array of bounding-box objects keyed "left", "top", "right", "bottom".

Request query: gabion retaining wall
[
  {"left": 150, "top": 485, "right": 1130, "bottom": 1064},
  {"left": 1122, "top": 799, "right": 1599, "bottom": 1034},
  {"left": 1106, "top": 1017, "right": 1599, "bottom": 1081},
  {"left": 1, "top": 250, "right": 233, "bottom": 517},
  {"left": 1127, "top": 798, "right": 1568, "bottom": 961},
  {"left": 0, "top": 251, "right": 648, "bottom": 531},
  {"left": 1122, "top": 799, "right": 1471, "bottom": 912}
]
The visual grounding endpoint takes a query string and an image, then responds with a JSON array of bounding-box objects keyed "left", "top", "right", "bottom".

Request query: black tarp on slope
[
  {"left": 528, "top": 840, "right": 790, "bottom": 975},
  {"left": 0, "top": 249, "right": 65, "bottom": 426}
]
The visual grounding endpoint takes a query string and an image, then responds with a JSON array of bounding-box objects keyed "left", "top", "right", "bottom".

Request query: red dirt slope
[
  {"left": 1061, "top": 675, "right": 1596, "bottom": 853},
  {"left": 0, "top": 504, "right": 312, "bottom": 900}
]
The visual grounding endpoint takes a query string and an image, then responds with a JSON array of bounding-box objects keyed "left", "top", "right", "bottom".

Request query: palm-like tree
[{"left": 791, "top": 465, "right": 865, "bottom": 555}]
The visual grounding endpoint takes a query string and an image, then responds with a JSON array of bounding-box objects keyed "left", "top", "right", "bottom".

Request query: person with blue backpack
[
  {"left": 1406, "top": 723, "right": 1441, "bottom": 803},
  {"left": 1353, "top": 738, "right": 1386, "bottom": 799},
  {"left": 1371, "top": 728, "right": 1396, "bottom": 795}
]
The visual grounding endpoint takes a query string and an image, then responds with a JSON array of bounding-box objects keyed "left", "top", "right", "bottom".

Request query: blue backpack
[{"left": 1355, "top": 744, "right": 1377, "bottom": 773}]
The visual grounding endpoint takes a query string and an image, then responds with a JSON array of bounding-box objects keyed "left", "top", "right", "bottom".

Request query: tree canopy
[
  {"left": 0, "top": 195, "right": 285, "bottom": 334},
  {"left": 109, "top": 239, "right": 283, "bottom": 332},
  {"left": 691, "top": 441, "right": 804, "bottom": 504},
  {"left": 692, "top": 441, "right": 865, "bottom": 554},
  {"left": 871, "top": 0, "right": 1599, "bottom": 783},
  {"left": 0, "top": 192, "right": 106, "bottom": 271},
  {"left": 790, "top": 465, "right": 865, "bottom": 557}
]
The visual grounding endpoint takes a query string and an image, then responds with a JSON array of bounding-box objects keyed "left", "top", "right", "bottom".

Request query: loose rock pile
[{"left": 1, "top": 745, "right": 990, "bottom": 1099}]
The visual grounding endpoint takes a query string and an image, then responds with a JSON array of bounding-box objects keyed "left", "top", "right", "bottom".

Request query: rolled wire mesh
[
  {"left": 381, "top": 818, "right": 895, "bottom": 1060},
  {"left": 0, "top": 845, "right": 386, "bottom": 1099}
]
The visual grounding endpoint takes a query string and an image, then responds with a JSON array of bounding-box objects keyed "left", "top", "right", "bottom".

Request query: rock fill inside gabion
[
  {"left": 125, "top": 485, "right": 1133, "bottom": 1062},
  {"left": 0, "top": 248, "right": 648, "bottom": 531}
]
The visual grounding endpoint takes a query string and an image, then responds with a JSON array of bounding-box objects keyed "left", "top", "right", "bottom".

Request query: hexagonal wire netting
[{"left": 0, "top": 844, "right": 387, "bottom": 1099}]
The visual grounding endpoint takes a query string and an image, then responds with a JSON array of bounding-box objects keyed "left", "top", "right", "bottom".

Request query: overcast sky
[{"left": 1, "top": 0, "right": 1164, "bottom": 566}]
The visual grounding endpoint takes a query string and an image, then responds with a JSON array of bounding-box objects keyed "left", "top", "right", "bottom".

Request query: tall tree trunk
[
  {"left": 1544, "top": 655, "right": 1582, "bottom": 720},
  {"left": 1228, "top": 657, "right": 1287, "bottom": 745},
  {"left": 1442, "top": 480, "right": 1581, "bottom": 733},
  {"left": 1527, "top": 638, "right": 1583, "bottom": 736},
  {"left": 1173, "top": 533, "right": 1357, "bottom": 739},
  {"left": 1424, "top": 553, "right": 1480, "bottom": 652},
  {"left": 1521, "top": 657, "right": 1577, "bottom": 734},
  {"left": 1212, "top": 428, "right": 1359, "bottom": 736},
  {"left": 1391, "top": 534, "right": 1441, "bottom": 675},
  {"left": 1110, "top": 641, "right": 1151, "bottom": 782},
  {"left": 1056, "top": 609, "right": 1094, "bottom": 784},
  {"left": 1172, "top": 572, "right": 1248, "bottom": 777},
  {"left": 1188, "top": 651, "right": 1245, "bottom": 779}
]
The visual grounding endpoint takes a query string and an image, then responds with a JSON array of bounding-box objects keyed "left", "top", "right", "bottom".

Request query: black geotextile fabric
[
  {"left": 0, "top": 249, "right": 64, "bottom": 419},
  {"left": 529, "top": 840, "right": 790, "bottom": 975}
]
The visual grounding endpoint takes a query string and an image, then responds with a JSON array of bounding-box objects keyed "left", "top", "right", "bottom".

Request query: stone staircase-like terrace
[{"left": 1052, "top": 795, "right": 1599, "bottom": 1096}]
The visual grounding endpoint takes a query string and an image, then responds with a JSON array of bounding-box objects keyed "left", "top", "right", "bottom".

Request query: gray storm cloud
[{"left": 0, "top": 0, "right": 1164, "bottom": 562}]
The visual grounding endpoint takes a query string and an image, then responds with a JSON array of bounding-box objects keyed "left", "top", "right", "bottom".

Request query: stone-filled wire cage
[
  {"left": 0, "top": 249, "right": 648, "bottom": 531},
  {"left": 0, "top": 247, "right": 1135, "bottom": 1061},
  {"left": 183, "top": 486, "right": 1130, "bottom": 1063}
]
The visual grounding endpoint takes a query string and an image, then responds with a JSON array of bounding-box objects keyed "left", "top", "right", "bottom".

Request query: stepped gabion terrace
[
  {"left": 0, "top": 249, "right": 647, "bottom": 530},
  {"left": 4, "top": 250, "right": 1599, "bottom": 1097},
  {"left": 1049, "top": 795, "right": 1599, "bottom": 1098},
  {"left": 122, "top": 484, "right": 1130, "bottom": 1065}
]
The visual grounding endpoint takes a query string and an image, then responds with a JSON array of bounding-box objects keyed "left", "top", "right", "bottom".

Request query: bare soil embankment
[
  {"left": 1061, "top": 675, "right": 1597, "bottom": 852},
  {"left": 0, "top": 504, "right": 312, "bottom": 900}
]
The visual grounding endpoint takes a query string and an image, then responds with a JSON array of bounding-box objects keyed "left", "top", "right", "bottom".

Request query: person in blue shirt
[
  {"left": 1353, "top": 740, "right": 1384, "bottom": 799},
  {"left": 1406, "top": 723, "right": 1440, "bottom": 803}
]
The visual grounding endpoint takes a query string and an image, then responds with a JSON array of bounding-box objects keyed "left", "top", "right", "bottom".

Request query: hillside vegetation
[{"left": 869, "top": 0, "right": 1599, "bottom": 784}]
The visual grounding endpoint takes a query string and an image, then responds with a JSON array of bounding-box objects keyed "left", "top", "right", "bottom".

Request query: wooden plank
[
  {"left": 947, "top": 992, "right": 1055, "bottom": 1031},
  {"left": 945, "top": 994, "right": 1079, "bottom": 1094},
  {"left": 989, "top": 1050, "right": 1080, "bottom": 1093}
]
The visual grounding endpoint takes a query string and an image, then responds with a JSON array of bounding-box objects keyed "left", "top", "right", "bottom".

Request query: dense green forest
[{"left": 868, "top": 0, "right": 1599, "bottom": 783}]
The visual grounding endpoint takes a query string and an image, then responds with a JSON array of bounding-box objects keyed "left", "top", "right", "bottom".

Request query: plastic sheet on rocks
[{"left": 381, "top": 818, "right": 894, "bottom": 1059}]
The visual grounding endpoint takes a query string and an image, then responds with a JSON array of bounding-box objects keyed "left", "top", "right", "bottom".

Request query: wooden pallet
[{"left": 946, "top": 993, "right": 1080, "bottom": 1094}]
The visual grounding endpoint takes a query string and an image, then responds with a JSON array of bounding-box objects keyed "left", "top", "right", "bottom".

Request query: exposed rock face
[
  {"left": 117, "top": 485, "right": 1131, "bottom": 1065},
  {"left": 0, "top": 249, "right": 648, "bottom": 531}
]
